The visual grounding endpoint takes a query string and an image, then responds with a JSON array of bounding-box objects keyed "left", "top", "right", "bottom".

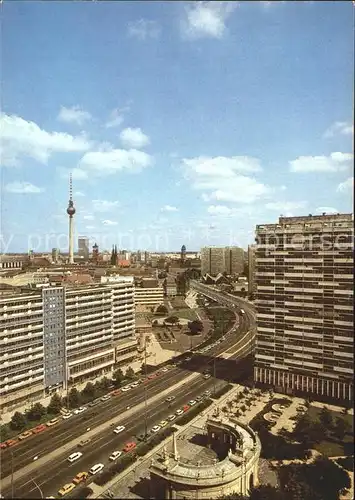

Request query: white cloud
[
  {"left": 5, "top": 182, "right": 44, "bottom": 194},
  {"left": 181, "top": 1, "right": 237, "bottom": 40},
  {"left": 74, "top": 191, "right": 85, "bottom": 197},
  {"left": 83, "top": 215, "right": 95, "bottom": 221},
  {"left": 265, "top": 201, "right": 307, "bottom": 211},
  {"left": 127, "top": 19, "right": 161, "bottom": 40},
  {"left": 57, "top": 106, "right": 92, "bottom": 126},
  {"left": 85, "top": 225, "right": 95, "bottom": 230},
  {"left": 207, "top": 205, "right": 232, "bottom": 215},
  {"left": 161, "top": 205, "right": 178, "bottom": 212},
  {"left": 182, "top": 155, "right": 270, "bottom": 204},
  {"left": 120, "top": 127, "right": 150, "bottom": 149},
  {"left": 289, "top": 152, "right": 353, "bottom": 173},
  {"left": 92, "top": 200, "right": 120, "bottom": 213},
  {"left": 337, "top": 177, "right": 354, "bottom": 193},
  {"left": 58, "top": 167, "right": 88, "bottom": 181},
  {"left": 260, "top": 1, "right": 285, "bottom": 8},
  {"left": 102, "top": 220, "right": 118, "bottom": 226},
  {"left": 315, "top": 206, "right": 339, "bottom": 214},
  {"left": 323, "top": 121, "right": 354, "bottom": 139},
  {"left": 79, "top": 146, "right": 152, "bottom": 176},
  {"left": 0, "top": 113, "right": 91, "bottom": 166},
  {"left": 105, "top": 108, "right": 125, "bottom": 129}
]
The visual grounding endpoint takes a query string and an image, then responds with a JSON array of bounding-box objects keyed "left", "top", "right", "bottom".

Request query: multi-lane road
[{"left": 0, "top": 286, "right": 255, "bottom": 499}]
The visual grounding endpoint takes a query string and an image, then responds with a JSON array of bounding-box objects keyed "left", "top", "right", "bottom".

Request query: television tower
[{"left": 66, "top": 173, "right": 76, "bottom": 264}]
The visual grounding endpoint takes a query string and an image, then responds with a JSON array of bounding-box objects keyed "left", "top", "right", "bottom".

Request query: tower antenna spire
[
  {"left": 69, "top": 172, "right": 73, "bottom": 201},
  {"left": 66, "top": 172, "right": 76, "bottom": 264}
]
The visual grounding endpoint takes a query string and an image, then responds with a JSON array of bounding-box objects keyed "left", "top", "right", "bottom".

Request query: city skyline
[{"left": 1, "top": 1, "right": 353, "bottom": 253}]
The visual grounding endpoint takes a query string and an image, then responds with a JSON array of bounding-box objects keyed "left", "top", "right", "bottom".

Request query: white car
[
  {"left": 189, "top": 400, "right": 197, "bottom": 406},
  {"left": 130, "top": 382, "right": 139, "bottom": 388},
  {"left": 176, "top": 409, "right": 184, "bottom": 416},
  {"left": 121, "top": 386, "right": 131, "bottom": 392},
  {"left": 109, "top": 451, "right": 122, "bottom": 461},
  {"left": 62, "top": 412, "right": 73, "bottom": 419},
  {"left": 114, "top": 425, "right": 126, "bottom": 434},
  {"left": 89, "top": 463, "right": 104, "bottom": 475},
  {"left": 74, "top": 406, "right": 87, "bottom": 414},
  {"left": 67, "top": 452, "right": 83, "bottom": 463},
  {"left": 101, "top": 395, "right": 111, "bottom": 401},
  {"left": 151, "top": 425, "right": 161, "bottom": 433},
  {"left": 167, "top": 414, "right": 176, "bottom": 421},
  {"left": 161, "top": 367, "right": 168, "bottom": 372}
]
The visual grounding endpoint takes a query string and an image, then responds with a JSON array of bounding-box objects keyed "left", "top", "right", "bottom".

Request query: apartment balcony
[
  {"left": 68, "top": 348, "right": 114, "bottom": 368},
  {"left": 0, "top": 378, "right": 44, "bottom": 399}
]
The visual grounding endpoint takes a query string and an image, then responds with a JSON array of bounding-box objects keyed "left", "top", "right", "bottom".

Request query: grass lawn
[
  {"left": 171, "top": 296, "right": 187, "bottom": 309},
  {"left": 174, "top": 308, "right": 198, "bottom": 321},
  {"left": 306, "top": 406, "right": 354, "bottom": 457}
]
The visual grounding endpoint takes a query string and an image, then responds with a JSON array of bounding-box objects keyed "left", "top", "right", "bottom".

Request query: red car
[
  {"left": 123, "top": 442, "right": 136, "bottom": 453},
  {"left": 111, "top": 389, "right": 121, "bottom": 396},
  {"left": 5, "top": 439, "right": 17, "bottom": 447},
  {"left": 183, "top": 405, "right": 190, "bottom": 412},
  {"left": 0, "top": 442, "right": 7, "bottom": 449},
  {"left": 32, "top": 424, "right": 46, "bottom": 434},
  {"left": 147, "top": 374, "right": 156, "bottom": 380}
]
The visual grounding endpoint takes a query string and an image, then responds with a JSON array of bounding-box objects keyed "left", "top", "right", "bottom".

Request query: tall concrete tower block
[{"left": 66, "top": 173, "right": 76, "bottom": 264}]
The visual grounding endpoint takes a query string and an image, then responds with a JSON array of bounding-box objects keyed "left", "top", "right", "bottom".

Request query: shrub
[
  {"left": 71, "top": 486, "right": 93, "bottom": 499},
  {"left": 211, "top": 384, "right": 233, "bottom": 399}
]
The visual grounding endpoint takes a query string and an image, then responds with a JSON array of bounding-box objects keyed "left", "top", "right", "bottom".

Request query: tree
[
  {"left": 333, "top": 417, "right": 351, "bottom": 440},
  {"left": 155, "top": 304, "right": 168, "bottom": 315},
  {"left": 249, "top": 485, "right": 286, "bottom": 500},
  {"left": 81, "top": 382, "right": 96, "bottom": 402},
  {"left": 10, "top": 411, "right": 27, "bottom": 431},
  {"left": 68, "top": 388, "right": 81, "bottom": 409},
  {"left": 125, "top": 366, "right": 135, "bottom": 379},
  {"left": 310, "top": 456, "right": 351, "bottom": 500},
  {"left": 0, "top": 425, "right": 10, "bottom": 441},
  {"left": 187, "top": 320, "right": 204, "bottom": 335},
  {"left": 319, "top": 406, "right": 333, "bottom": 430},
  {"left": 97, "top": 376, "right": 111, "bottom": 392},
  {"left": 113, "top": 368, "right": 124, "bottom": 387},
  {"left": 47, "top": 392, "right": 62, "bottom": 415},
  {"left": 27, "top": 402, "right": 46, "bottom": 421},
  {"left": 165, "top": 316, "right": 179, "bottom": 325}
]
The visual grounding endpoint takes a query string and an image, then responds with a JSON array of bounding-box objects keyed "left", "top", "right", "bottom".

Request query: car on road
[
  {"left": 203, "top": 374, "right": 211, "bottom": 379},
  {"left": 67, "top": 452, "right": 83, "bottom": 463},
  {"left": 159, "top": 420, "right": 168, "bottom": 427},
  {"left": 89, "top": 463, "right": 105, "bottom": 475},
  {"left": 204, "top": 390, "right": 211, "bottom": 397},
  {"left": 74, "top": 406, "right": 87, "bottom": 414},
  {"left": 167, "top": 414, "right": 176, "bottom": 421},
  {"left": 73, "top": 472, "right": 89, "bottom": 484},
  {"left": 121, "top": 386, "right": 131, "bottom": 392},
  {"left": 58, "top": 483, "right": 75, "bottom": 497},
  {"left": 183, "top": 405, "right": 190, "bottom": 412},
  {"left": 101, "top": 395, "right": 111, "bottom": 401},
  {"left": 47, "top": 418, "right": 60, "bottom": 427},
  {"left": 130, "top": 381, "right": 139, "bottom": 388},
  {"left": 196, "top": 396, "right": 203, "bottom": 402},
  {"left": 137, "top": 433, "right": 149, "bottom": 442},
  {"left": 123, "top": 442, "right": 136, "bottom": 453},
  {"left": 78, "top": 438, "right": 92, "bottom": 448},
  {"left": 165, "top": 396, "right": 175, "bottom": 402},
  {"left": 113, "top": 425, "right": 126, "bottom": 434},
  {"left": 0, "top": 442, "right": 7, "bottom": 449},
  {"left": 109, "top": 451, "right": 122, "bottom": 461},
  {"left": 32, "top": 424, "right": 46, "bottom": 434},
  {"left": 18, "top": 430, "right": 33, "bottom": 440},
  {"left": 189, "top": 400, "right": 197, "bottom": 406},
  {"left": 89, "top": 399, "right": 100, "bottom": 407},
  {"left": 111, "top": 389, "right": 121, "bottom": 396},
  {"left": 62, "top": 412, "right": 73, "bottom": 419},
  {"left": 151, "top": 425, "right": 161, "bottom": 433},
  {"left": 175, "top": 409, "right": 184, "bottom": 416}
]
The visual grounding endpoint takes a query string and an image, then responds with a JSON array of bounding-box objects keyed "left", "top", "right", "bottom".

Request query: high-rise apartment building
[
  {"left": 254, "top": 213, "right": 353, "bottom": 402},
  {"left": 201, "top": 246, "right": 244, "bottom": 276},
  {"left": 248, "top": 244, "right": 256, "bottom": 296},
  {"left": 78, "top": 236, "right": 90, "bottom": 261},
  {"left": 0, "top": 280, "right": 136, "bottom": 412}
]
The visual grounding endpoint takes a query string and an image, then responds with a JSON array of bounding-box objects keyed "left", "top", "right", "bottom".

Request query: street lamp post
[{"left": 11, "top": 450, "right": 14, "bottom": 499}]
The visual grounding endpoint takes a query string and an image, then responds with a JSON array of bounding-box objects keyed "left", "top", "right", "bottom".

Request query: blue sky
[{"left": 1, "top": 1, "right": 353, "bottom": 253}]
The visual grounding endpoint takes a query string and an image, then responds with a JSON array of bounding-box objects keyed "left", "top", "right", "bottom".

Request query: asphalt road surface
[
  {"left": 0, "top": 306, "right": 251, "bottom": 480},
  {"left": 2, "top": 372, "right": 237, "bottom": 499}
]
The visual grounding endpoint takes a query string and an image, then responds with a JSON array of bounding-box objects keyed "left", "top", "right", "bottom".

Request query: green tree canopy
[
  {"left": 47, "top": 392, "right": 62, "bottom": 415},
  {"left": 81, "top": 382, "right": 96, "bottom": 402},
  {"left": 10, "top": 411, "right": 27, "bottom": 431},
  {"left": 125, "top": 366, "right": 135, "bottom": 379},
  {"left": 68, "top": 388, "right": 81, "bottom": 409},
  {"left": 165, "top": 315, "right": 180, "bottom": 324},
  {"left": 113, "top": 368, "right": 124, "bottom": 386},
  {"left": 187, "top": 319, "right": 204, "bottom": 335},
  {"left": 27, "top": 402, "right": 46, "bottom": 421}
]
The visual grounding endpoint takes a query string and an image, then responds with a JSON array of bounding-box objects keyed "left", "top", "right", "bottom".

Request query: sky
[{"left": 1, "top": 1, "right": 353, "bottom": 253}]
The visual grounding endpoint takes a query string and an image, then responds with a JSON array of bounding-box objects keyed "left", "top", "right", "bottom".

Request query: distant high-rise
[
  {"left": 181, "top": 244, "right": 186, "bottom": 265},
  {"left": 66, "top": 173, "right": 76, "bottom": 265},
  {"left": 78, "top": 237, "right": 89, "bottom": 261},
  {"left": 254, "top": 213, "right": 354, "bottom": 402},
  {"left": 92, "top": 243, "right": 99, "bottom": 264},
  {"left": 201, "top": 246, "right": 244, "bottom": 276},
  {"left": 248, "top": 244, "right": 256, "bottom": 296}
]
